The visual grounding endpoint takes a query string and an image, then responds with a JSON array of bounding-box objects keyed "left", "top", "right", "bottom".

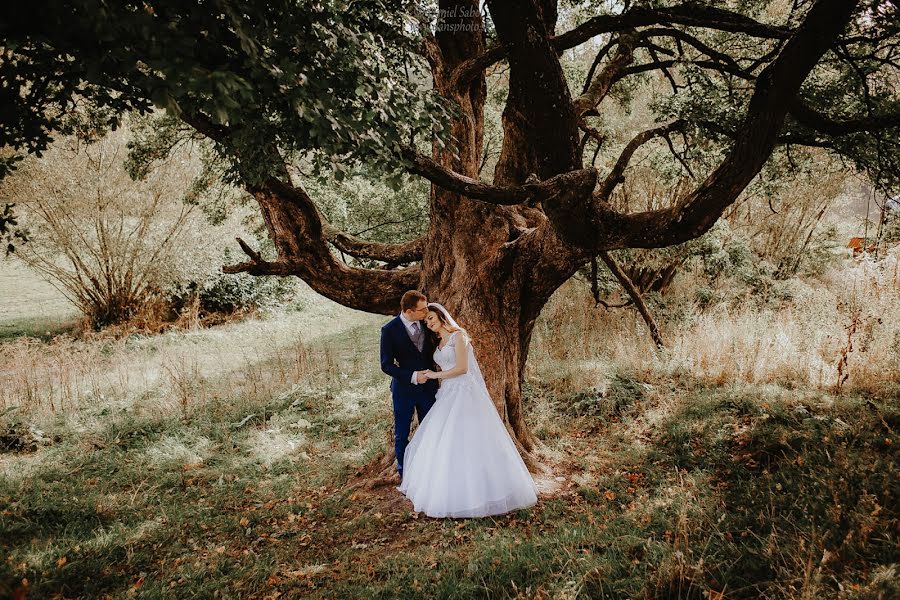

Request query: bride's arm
[{"left": 428, "top": 336, "right": 469, "bottom": 380}]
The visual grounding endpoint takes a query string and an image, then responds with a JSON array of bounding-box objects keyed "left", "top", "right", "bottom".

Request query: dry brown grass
[
  {"left": 0, "top": 284, "right": 380, "bottom": 425},
  {"left": 3, "top": 247, "right": 897, "bottom": 432},
  {"left": 531, "top": 248, "right": 900, "bottom": 394}
]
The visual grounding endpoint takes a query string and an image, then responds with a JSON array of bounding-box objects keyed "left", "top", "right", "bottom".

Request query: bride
[{"left": 397, "top": 302, "right": 538, "bottom": 518}]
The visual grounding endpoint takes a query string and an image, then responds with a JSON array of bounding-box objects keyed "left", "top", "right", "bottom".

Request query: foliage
[
  {"left": 0, "top": 0, "right": 452, "bottom": 184},
  {"left": 307, "top": 169, "right": 430, "bottom": 263},
  {"left": 643, "top": 0, "right": 900, "bottom": 196},
  {"left": 561, "top": 373, "right": 646, "bottom": 420},
  {"left": 166, "top": 248, "right": 296, "bottom": 317},
  {"left": 0, "top": 202, "right": 28, "bottom": 256},
  {"left": 125, "top": 112, "right": 252, "bottom": 226},
  {"left": 577, "top": 143, "right": 852, "bottom": 309},
  {"left": 880, "top": 197, "right": 900, "bottom": 244}
]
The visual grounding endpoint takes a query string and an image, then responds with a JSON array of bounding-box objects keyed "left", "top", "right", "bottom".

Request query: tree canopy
[
  {"left": 0, "top": 0, "right": 450, "bottom": 181},
  {"left": 2, "top": 1, "right": 898, "bottom": 230}
]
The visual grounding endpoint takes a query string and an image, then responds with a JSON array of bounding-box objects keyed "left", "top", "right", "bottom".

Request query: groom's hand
[{"left": 415, "top": 371, "right": 428, "bottom": 384}]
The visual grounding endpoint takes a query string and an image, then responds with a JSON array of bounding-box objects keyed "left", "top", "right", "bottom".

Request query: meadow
[{"left": 1, "top": 253, "right": 898, "bottom": 599}]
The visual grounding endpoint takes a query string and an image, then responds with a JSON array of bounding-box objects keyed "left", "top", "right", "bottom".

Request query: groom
[{"left": 380, "top": 290, "right": 438, "bottom": 480}]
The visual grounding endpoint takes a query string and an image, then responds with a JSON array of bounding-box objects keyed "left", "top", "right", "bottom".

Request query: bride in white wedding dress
[{"left": 397, "top": 303, "right": 538, "bottom": 518}]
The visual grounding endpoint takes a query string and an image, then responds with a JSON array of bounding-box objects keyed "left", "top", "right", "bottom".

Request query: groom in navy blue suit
[{"left": 380, "top": 290, "right": 438, "bottom": 479}]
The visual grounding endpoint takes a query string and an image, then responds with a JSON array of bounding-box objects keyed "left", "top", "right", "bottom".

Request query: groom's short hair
[{"left": 401, "top": 290, "right": 426, "bottom": 311}]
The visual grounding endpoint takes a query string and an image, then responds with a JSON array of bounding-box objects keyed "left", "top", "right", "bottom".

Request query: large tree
[{"left": 2, "top": 0, "right": 899, "bottom": 465}]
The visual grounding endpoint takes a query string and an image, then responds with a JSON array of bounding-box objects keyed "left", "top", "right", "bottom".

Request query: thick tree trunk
[
  {"left": 428, "top": 288, "right": 543, "bottom": 455},
  {"left": 413, "top": 1, "right": 563, "bottom": 468}
]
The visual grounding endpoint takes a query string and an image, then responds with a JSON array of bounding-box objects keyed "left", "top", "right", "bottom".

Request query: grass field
[
  {"left": 1, "top": 258, "right": 898, "bottom": 599},
  {"left": 0, "top": 261, "right": 81, "bottom": 340}
]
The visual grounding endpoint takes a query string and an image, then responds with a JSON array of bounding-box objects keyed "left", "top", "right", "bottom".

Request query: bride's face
[{"left": 424, "top": 311, "right": 442, "bottom": 332}]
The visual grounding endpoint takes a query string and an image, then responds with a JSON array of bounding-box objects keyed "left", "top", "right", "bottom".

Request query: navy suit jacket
[{"left": 380, "top": 316, "right": 439, "bottom": 398}]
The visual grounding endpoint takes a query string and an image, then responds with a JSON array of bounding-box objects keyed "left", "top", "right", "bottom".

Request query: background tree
[
  {"left": 1, "top": 120, "right": 292, "bottom": 329},
  {"left": 2, "top": 127, "right": 211, "bottom": 328},
  {"left": 1, "top": 0, "right": 898, "bottom": 467}
]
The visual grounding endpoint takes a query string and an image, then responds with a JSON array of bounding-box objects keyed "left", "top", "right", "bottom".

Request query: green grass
[
  {"left": 1, "top": 267, "right": 897, "bottom": 598},
  {"left": 0, "top": 315, "right": 81, "bottom": 341},
  {"left": 2, "top": 353, "right": 897, "bottom": 599}
]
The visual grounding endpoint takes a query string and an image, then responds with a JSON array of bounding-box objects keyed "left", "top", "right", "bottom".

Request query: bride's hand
[{"left": 424, "top": 370, "right": 439, "bottom": 379}]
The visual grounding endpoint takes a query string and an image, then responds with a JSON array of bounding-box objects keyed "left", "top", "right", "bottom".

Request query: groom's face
[{"left": 404, "top": 300, "right": 428, "bottom": 321}]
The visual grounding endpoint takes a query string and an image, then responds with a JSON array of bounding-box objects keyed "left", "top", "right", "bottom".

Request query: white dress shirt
[{"left": 399, "top": 312, "right": 423, "bottom": 385}]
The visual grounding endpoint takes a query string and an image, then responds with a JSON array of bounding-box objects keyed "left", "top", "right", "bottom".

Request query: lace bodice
[{"left": 433, "top": 331, "right": 464, "bottom": 371}]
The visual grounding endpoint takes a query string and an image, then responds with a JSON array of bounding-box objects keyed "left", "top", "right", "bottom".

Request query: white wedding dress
[{"left": 397, "top": 330, "right": 538, "bottom": 518}]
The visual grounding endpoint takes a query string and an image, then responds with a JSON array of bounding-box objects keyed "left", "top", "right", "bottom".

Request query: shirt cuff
[{"left": 411, "top": 371, "right": 418, "bottom": 385}]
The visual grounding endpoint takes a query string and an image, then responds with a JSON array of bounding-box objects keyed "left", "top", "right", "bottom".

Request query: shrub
[
  {"left": 564, "top": 374, "right": 646, "bottom": 420},
  {"left": 167, "top": 252, "right": 295, "bottom": 319},
  {"left": 2, "top": 121, "right": 288, "bottom": 330},
  {"left": 2, "top": 129, "right": 215, "bottom": 328}
]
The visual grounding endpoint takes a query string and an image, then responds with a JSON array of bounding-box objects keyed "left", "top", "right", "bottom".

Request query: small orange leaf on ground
[
  {"left": 709, "top": 590, "right": 725, "bottom": 600},
  {"left": 240, "top": 517, "right": 249, "bottom": 527},
  {"left": 56, "top": 556, "right": 67, "bottom": 568},
  {"left": 604, "top": 491, "right": 616, "bottom": 501}
]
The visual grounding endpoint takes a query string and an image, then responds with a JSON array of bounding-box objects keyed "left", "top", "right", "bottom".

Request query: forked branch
[
  {"left": 599, "top": 251, "right": 665, "bottom": 348},
  {"left": 221, "top": 179, "right": 423, "bottom": 314},
  {"left": 550, "top": 0, "right": 863, "bottom": 251}
]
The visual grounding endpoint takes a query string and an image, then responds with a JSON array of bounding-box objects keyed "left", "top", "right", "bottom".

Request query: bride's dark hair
[{"left": 426, "top": 304, "right": 465, "bottom": 348}]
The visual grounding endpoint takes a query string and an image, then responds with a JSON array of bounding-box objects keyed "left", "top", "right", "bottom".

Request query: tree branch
[
  {"left": 402, "top": 147, "right": 596, "bottom": 205},
  {"left": 452, "top": 2, "right": 792, "bottom": 86},
  {"left": 323, "top": 224, "right": 424, "bottom": 263},
  {"left": 599, "top": 251, "right": 665, "bottom": 348},
  {"left": 603, "top": 0, "right": 862, "bottom": 250},
  {"left": 638, "top": 27, "right": 747, "bottom": 73},
  {"left": 220, "top": 178, "right": 422, "bottom": 315},
  {"left": 789, "top": 99, "right": 900, "bottom": 135},
  {"left": 595, "top": 120, "right": 686, "bottom": 199},
  {"left": 177, "top": 109, "right": 424, "bottom": 313},
  {"left": 573, "top": 32, "right": 639, "bottom": 116},
  {"left": 557, "top": 3, "right": 793, "bottom": 51},
  {"left": 616, "top": 58, "right": 756, "bottom": 81}
]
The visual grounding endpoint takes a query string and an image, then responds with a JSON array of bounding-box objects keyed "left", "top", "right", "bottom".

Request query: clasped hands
[{"left": 415, "top": 370, "right": 439, "bottom": 383}]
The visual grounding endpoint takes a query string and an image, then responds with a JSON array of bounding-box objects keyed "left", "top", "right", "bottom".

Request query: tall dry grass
[
  {"left": 0, "top": 285, "right": 380, "bottom": 425},
  {"left": 3, "top": 250, "right": 896, "bottom": 430},
  {"left": 531, "top": 248, "right": 900, "bottom": 393}
]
